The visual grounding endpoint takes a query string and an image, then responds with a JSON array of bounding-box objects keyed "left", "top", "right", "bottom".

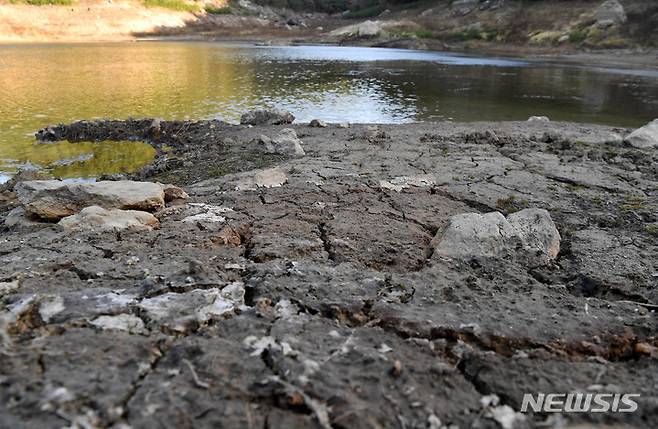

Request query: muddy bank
[{"left": 1, "top": 118, "right": 657, "bottom": 428}]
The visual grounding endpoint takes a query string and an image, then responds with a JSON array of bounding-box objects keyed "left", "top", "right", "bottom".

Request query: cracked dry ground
[{"left": 1, "top": 120, "right": 657, "bottom": 429}]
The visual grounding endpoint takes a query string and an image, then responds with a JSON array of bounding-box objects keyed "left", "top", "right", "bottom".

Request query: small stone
[
  {"left": 625, "top": 119, "right": 658, "bottom": 149},
  {"left": 635, "top": 342, "right": 658, "bottom": 357},
  {"left": 212, "top": 225, "right": 242, "bottom": 246},
  {"left": 528, "top": 116, "right": 550, "bottom": 122},
  {"left": 161, "top": 184, "right": 189, "bottom": 202},
  {"left": 240, "top": 108, "right": 295, "bottom": 126},
  {"left": 390, "top": 360, "right": 403, "bottom": 377},
  {"left": 59, "top": 206, "right": 160, "bottom": 232},
  {"left": 337, "top": 122, "right": 350, "bottom": 129},
  {"left": 309, "top": 119, "right": 328, "bottom": 128}
]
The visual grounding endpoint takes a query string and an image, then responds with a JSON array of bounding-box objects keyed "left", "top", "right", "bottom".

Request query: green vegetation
[
  {"left": 205, "top": 4, "right": 233, "bottom": 14},
  {"left": 143, "top": 0, "right": 201, "bottom": 12},
  {"left": 568, "top": 28, "right": 589, "bottom": 43},
  {"left": 496, "top": 195, "right": 530, "bottom": 213},
  {"left": 450, "top": 28, "right": 483, "bottom": 41},
  {"left": 391, "top": 29, "right": 435, "bottom": 39},
  {"left": 645, "top": 224, "right": 658, "bottom": 236},
  {"left": 619, "top": 195, "right": 647, "bottom": 212}
]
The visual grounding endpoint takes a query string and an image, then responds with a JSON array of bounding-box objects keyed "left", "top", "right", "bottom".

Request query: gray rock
[
  {"left": 329, "top": 20, "right": 384, "bottom": 37},
  {"left": 595, "top": 0, "right": 626, "bottom": 27},
  {"left": 452, "top": 0, "right": 479, "bottom": 16},
  {"left": 58, "top": 206, "right": 160, "bottom": 232},
  {"left": 309, "top": 119, "right": 328, "bottom": 128},
  {"left": 235, "top": 167, "right": 288, "bottom": 191},
  {"left": 240, "top": 109, "right": 295, "bottom": 126},
  {"left": 433, "top": 208, "right": 560, "bottom": 267},
  {"left": 3, "top": 207, "right": 49, "bottom": 229},
  {"left": 625, "top": 119, "right": 658, "bottom": 149},
  {"left": 15, "top": 180, "right": 167, "bottom": 221},
  {"left": 261, "top": 128, "right": 305, "bottom": 157}
]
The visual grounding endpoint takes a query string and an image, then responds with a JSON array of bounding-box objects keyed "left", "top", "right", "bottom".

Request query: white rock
[
  {"left": 433, "top": 208, "right": 560, "bottom": 267},
  {"left": 625, "top": 119, "right": 658, "bottom": 149},
  {"left": 595, "top": 0, "right": 626, "bottom": 27},
  {"left": 91, "top": 314, "right": 146, "bottom": 334},
  {"left": 138, "top": 283, "right": 245, "bottom": 332},
  {"left": 182, "top": 203, "right": 233, "bottom": 224},
  {"left": 330, "top": 20, "right": 384, "bottom": 37},
  {"left": 15, "top": 180, "right": 168, "bottom": 221},
  {"left": 235, "top": 167, "right": 288, "bottom": 191},
  {"left": 380, "top": 174, "right": 436, "bottom": 192},
  {"left": 488, "top": 405, "right": 527, "bottom": 429},
  {"left": 39, "top": 296, "right": 65, "bottom": 323},
  {"left": 0, "top": 280, "right": 19, "bottom": 297},
  {"left": 528, "top": 116, "right": 550, "bottom": 122},
  {"left": 309, "top": 119, "right": 328, "bottom": 128},
  {"left": 58, "top": 206, "right": 160, "bottom": 232},
  {"left": 262, "top": 128, "right": 305, "bottom": 157}
]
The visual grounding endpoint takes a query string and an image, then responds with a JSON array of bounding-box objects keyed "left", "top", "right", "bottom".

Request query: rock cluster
[{"left": 6, "top": 180, "right": 187, "bottom": 231}]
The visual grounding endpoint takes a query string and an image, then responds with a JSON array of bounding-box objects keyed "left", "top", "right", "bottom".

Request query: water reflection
[{"left": 0, "top": 41, "right": 657, "bottom": 179}]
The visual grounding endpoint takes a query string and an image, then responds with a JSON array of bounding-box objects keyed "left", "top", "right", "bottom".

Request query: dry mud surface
[{"left": 1, "top": 119, "right": 657, "bottom": 428}]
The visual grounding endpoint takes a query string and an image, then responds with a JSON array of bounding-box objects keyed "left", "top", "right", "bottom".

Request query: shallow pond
[{"left": 1, "top": 41, "right": 657, "bottom": 180}]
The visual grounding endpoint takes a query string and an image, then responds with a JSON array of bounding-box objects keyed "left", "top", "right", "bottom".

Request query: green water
[{"left": 1, "top": 41, "right": 657, "bottom": 181}]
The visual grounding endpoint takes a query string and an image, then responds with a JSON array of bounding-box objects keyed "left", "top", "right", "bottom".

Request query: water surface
[{"left": 1, "top": 41, "right": 657, "bottom": 180}]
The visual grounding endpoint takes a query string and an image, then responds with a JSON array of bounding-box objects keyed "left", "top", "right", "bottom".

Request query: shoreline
[{"left": 3, "top": 34, "right": 657, "bottom": 72}]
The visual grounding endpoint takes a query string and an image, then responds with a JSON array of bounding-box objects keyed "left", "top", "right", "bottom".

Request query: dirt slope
[{"left": 0, "top": 0, "right": 196, "bottom": 43}]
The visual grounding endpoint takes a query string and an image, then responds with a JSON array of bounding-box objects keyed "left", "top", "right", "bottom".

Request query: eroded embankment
[
  {"left": 1, "top": 118, "right": 657, "bottom": 428},
  {"left": 0, "top": 1, "right": 195, "bottom": 43}
]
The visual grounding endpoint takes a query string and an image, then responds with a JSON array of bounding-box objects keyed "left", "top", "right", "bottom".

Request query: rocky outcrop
[
  {"left": 240, "top": 109, "right": 295, "bottom": 126},
  {"left": 433, "top": 208, "right": 560, "bottom": 267},
  {"left": 330, "top": 20, "right": 385, "bottom": 37},
  {"left": 625, "top": 119, "right": 658, "bottom": 149},
  {"left": 58, "top": 206, "right": 160, "bottom": 232},
  {"left": 15, "top": 180, "right": 169, "bottom": 221},
  {"left": 2, "top": 120, "right": 657, "bottom": 429}
]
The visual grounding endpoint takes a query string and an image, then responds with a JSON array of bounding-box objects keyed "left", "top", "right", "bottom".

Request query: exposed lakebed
[{"left": 1, "top": 41, "right": 657, "bottom": 180}]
